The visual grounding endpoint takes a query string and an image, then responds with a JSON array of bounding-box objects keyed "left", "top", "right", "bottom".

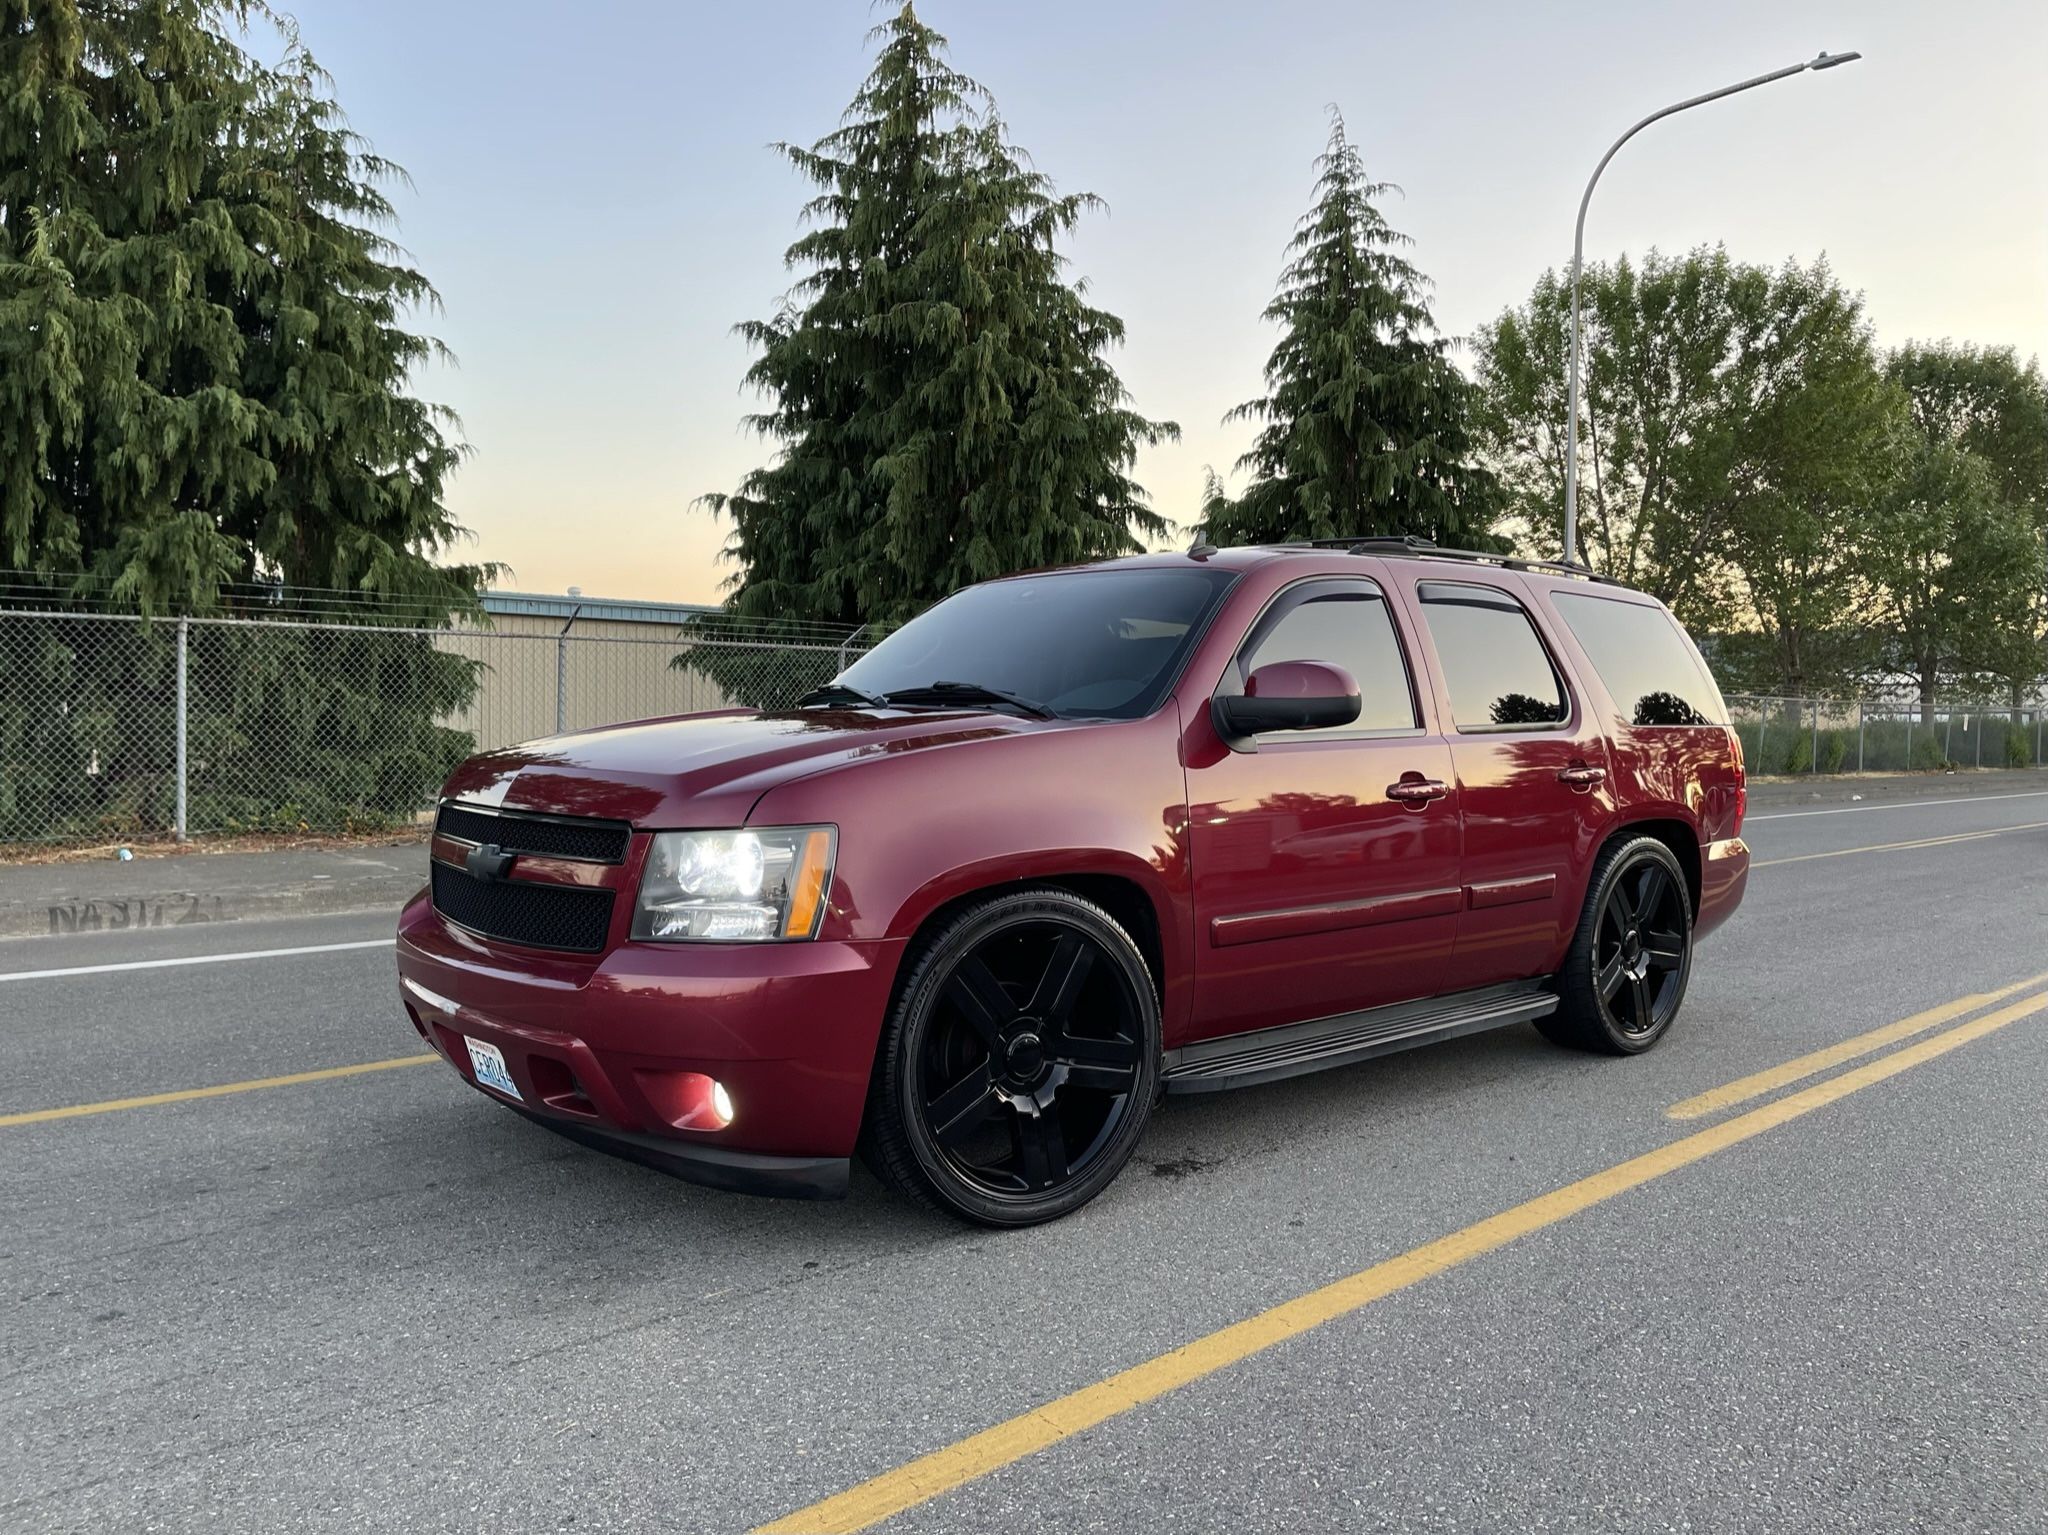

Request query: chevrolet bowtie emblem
[{"left": 464, "top": 843, "right": 516, "bottom": 882}]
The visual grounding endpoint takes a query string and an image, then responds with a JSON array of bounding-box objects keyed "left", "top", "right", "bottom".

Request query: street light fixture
[{"left": 1559, "top": 50, "right": 1863, "bottom": 566}]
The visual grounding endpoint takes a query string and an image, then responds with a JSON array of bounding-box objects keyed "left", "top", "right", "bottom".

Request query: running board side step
[{"left": 1162, "top": 981, "right": 1557, "bottom": 1094}]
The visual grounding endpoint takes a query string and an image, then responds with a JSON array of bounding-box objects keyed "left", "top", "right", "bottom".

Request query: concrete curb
[{"left": 0, "top": 843, "right": 428, "bottom": 943}]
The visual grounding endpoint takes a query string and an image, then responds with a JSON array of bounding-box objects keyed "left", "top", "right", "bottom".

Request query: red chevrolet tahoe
[{"left": 396, "top": 540, "right": 1749, "bottom": 1226}]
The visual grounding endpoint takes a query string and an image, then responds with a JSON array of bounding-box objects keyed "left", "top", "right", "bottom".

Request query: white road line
[
  {"left": 0, "top": 938, "right": 392, "bottom": 984},
  {"left": 1747, "top": 788, "right": 2048, "bottom": 822}
]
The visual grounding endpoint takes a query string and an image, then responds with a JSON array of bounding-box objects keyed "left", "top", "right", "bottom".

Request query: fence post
[
  {"left": 1976, "top": 715, "right": 1983, "bottom": 768},
  {"left": 1856, "top": 703, "right": 1866, "bottom": 773},
  {"left": 1757, "top": 702, "right": 1769, "bottom": 775},
  {"left": 2038, "top": 709, "right": 2044, "bottom": 768},
  {"left": 1906, "top": 715, "right": 1914, "bottom": 770},
  {"left": 836, "top": 623, "right": 868, "bottom": 672},
  {"left": 1809, "top": 699, "right": 1819, "bottom": 775},
  {"left": 1945, "top": 713, "right": 1953, "bottom": 764},
  {"left": 555, "top": 602, "right": 582, "bottom": 736},
  {"left": 175, "top": 616, "right": 189, "bottom": 842}
]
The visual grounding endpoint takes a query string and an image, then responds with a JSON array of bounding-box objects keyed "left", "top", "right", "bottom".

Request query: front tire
[
  {"left": 1540, "top": 836, "right": 1693, "bottom": 1055},
  {"left": 863, "top": 889, "right": 1159, "bottom": 1227}
]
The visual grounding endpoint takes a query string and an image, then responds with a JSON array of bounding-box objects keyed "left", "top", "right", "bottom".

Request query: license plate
[{"left": 464, "top": 1036, "right": 521, "bottom": 1100}]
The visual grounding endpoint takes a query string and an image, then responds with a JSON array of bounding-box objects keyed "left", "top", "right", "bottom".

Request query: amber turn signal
[{"left": 781, "top": 829, "right": 834, "bottom": 939}]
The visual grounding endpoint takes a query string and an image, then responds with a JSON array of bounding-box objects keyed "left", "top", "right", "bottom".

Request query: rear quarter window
[{"left": 1550, "top": 593, "right": 1728, "bottom": 727}]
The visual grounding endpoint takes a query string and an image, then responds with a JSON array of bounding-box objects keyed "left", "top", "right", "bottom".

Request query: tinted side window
[
  {"left": 1243, "top": 587, "right": 1417, "bottom": 732},
  {"left": 1551, "top": 593, "right": 1727, "bottom": 726},
  {"left": 1416, "top": 582, "right": 1569, "bottom": 730}
]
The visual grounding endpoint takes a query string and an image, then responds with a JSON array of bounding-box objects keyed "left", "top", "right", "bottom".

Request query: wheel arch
[
  {"left": 884, "top": 857, "right": 1173, "bottom": 1011},
  {"left": 1596, "top": 814, "right": 1702, "bottom": 923}
]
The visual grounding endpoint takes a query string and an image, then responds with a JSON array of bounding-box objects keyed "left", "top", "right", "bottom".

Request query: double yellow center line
[
  {"left": 757, "top": 978, "right": 2048, "bottom": 1534},
  {"left": 1665, "top": 969, "right": 2048, "bottom": 1120}
]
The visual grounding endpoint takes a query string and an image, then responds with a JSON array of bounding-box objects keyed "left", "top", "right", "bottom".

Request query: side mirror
[{"left": 1212, "top": 660, "right": 1361, "bottom": 748}]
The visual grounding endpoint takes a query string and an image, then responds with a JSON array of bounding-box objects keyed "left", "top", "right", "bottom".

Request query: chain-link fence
[
  {"left": 8, "top": 592, "right": 2045, "bottom": 849},
  {"left": 0, "top": 602, "right": 868, "bottom": 849},
  {"left": 1727, "top": 694, "right": 2048, "bottom": 776}
]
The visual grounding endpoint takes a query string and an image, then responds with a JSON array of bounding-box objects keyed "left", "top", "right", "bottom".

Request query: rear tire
[
  {"left": 862, "top": 888, "right": 1159, "bottom": 1227},
  {"left": 1540, "top": 836, "right": 1693, "bottom": 1055}
]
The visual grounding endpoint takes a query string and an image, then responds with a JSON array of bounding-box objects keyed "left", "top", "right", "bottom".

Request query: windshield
[{"left": 837, "top": 566, "right": 1238, "bottom": 720}]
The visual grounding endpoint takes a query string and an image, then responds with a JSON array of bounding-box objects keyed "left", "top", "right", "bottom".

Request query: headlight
[{"left": 632, "top": 827, "right": 836, "bottom": 942}]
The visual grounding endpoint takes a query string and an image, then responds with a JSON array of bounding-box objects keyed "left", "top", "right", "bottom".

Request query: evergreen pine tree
[
  {"left": 230, "top": 40, "right": 481, "bottom": 608},
  {"left": 0, "top": 2, "right": 484, "bottom": 838},
  {"left": 704, "top": 3, "right": 1173, "bottom": 628},
  {"left": 1198, "top": 112, "right": 1496, "bottom": 548},
  {"left": 0, "top": 0, "right": 483, "bottom": 612}
]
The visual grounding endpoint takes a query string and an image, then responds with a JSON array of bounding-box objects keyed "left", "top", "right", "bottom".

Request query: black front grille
[
  {"left": 431, "top": 863, "right": 615, "bottom": 953},
  {"left": 436, "top": 803, "right": 630, "bottom": 864}
]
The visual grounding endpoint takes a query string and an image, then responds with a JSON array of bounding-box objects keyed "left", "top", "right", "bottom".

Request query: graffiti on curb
[{"left": 46, "top": 893, "right": 227, "bottom": 936}]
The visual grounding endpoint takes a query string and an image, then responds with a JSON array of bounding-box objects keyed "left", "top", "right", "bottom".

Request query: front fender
[{"left": 746, "top": 709, "right": 1196, "bottom": 1042}]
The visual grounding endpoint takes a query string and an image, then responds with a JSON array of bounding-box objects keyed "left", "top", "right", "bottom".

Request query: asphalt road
[{"left": 3, "top": 785, "right": 2045, "bottom": 1534}]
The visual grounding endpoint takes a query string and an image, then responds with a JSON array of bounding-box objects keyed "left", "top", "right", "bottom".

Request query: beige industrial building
[{"left": 437, "top": 589, "right": 735, "bottom": 752}]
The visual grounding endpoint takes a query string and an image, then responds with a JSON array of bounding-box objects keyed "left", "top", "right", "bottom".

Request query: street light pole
[{"left": 1560, "top": 50, "right": 1861, "bottom": 566}]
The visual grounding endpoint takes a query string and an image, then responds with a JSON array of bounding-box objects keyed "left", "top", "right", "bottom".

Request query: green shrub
[{"left": 1911, "top": 730, "right": 1949, "bottom": 770}]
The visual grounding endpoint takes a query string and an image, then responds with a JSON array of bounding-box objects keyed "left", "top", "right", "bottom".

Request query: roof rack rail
[{"left": 1264, "top": 535, "right": 1615, "bottom": 584}]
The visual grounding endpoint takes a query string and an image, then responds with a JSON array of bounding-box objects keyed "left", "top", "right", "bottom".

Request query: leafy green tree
[
  {"left": 1888, "top": 344, "right": 2048, "bottom": 511},
  {"left": 1708, "top": 264, "right": 1897, "bottom": 696},
  {"left": 1857, "top": 436, "right": 2039, "bottom": 719},
  {"left": 703, "top": 2, "right": 1173, "bottom": 630},
  {"left": 1478, "top": 252, "right": 1736, "bottom": 596},
  {"left": 0, "top": 0, "right": 483, "bottom": 610},
  {"left": 1197, "top": 112, "right": 1496, "bottom": 548},
  {"left": 1853, "top": 345, "right": 2048, "bottom": 718},
  {"left": 1882, "top": 343, "right": 2048, "bottom": 706},
  {"left": 1475, "top": 248, "right": 1893, "bottom": 692}
]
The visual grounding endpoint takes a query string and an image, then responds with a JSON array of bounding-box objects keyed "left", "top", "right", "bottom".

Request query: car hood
[{"left": 439, "top": 707, "right": 1046, "bottom": 828}]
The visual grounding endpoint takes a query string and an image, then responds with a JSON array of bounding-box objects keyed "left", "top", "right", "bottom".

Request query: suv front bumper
[{"left": 395, "top": 890, "right": 905, "bottom": 1198}]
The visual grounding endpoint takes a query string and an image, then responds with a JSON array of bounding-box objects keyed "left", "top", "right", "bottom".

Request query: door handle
[
  {"left": 1557, "top": 764, "right": 1607, "bottom": 789},
  {"left": 1386, "top": 778, "right": 1449, "bottom": 805}
]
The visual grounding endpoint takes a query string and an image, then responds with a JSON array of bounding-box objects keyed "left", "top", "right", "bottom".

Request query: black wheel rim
[
  {"left": 1593, "top": 857, "right": 1688, "bottom": 1036},
  {"left": 916, "top": 920, "right": 1144, "bottom": 1199}
]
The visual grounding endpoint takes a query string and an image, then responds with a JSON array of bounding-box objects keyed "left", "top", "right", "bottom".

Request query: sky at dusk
[{"left": 279, "top": 0, "right": 2048, "bottom": 604}]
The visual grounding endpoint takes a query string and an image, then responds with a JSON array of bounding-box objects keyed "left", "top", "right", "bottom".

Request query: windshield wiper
[
  {"left": 882, "top": 680, "right": 1056, "bottom": 719},
  {"left": 794, "top": 682, "right": 891, "bottom": 710}
]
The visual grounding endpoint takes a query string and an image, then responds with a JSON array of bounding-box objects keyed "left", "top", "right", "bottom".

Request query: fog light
[{"left": 636, "top": 1069, "right": 736, "bottom": 1131}]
